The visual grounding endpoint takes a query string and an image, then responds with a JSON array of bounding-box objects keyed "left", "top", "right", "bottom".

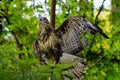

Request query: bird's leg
[
  {"left": 53, "top": 60, "right": 57, "bottom": 65},
  {"left": 53, "top": 43, "right": 63, "bottom": 64},
  {"left": 53, "top": 51, "right": 60, "bottom": 65}
]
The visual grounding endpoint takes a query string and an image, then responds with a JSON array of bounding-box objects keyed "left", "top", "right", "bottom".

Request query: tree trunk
[{"left": 50, "top": 0, "right": 56, "bottom": 28}]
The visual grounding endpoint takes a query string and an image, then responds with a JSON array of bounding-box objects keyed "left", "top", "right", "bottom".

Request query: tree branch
[
  {"left": 50, "top": 0, "right": 56, "bottom": 28},
  {"left": 11, "top": 31, "right": 23, "bottom": 50},
  {"left": 95, "top": 0, "right": 106, "bottom": 24},
  {"left": 90, "top": 0, "right": 106, "bottom": 49},
  {"left": 5, "top": 15, "right": 24, "bottom": 53},
  {"left": 0, "top": 16, "right": 3, "bottom": 35}
]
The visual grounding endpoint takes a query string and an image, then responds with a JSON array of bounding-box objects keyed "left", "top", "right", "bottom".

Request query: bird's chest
[{"left": 38, "top": 33, "right": 59, "bottom": 52}]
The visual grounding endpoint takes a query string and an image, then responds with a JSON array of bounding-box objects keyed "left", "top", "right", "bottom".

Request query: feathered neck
[{"left": 38, "top": 24, "right": 54, "bottom": 43}]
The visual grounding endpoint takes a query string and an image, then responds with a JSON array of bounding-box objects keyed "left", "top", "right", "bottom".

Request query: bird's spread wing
[{"left": 55, "top": 16, "right": 109, "bottom": 55}]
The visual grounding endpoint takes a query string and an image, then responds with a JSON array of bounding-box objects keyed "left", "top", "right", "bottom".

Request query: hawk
[
  {"left": 33, "top": 15, "right": 109, "bottom": 79},
  {"left": 33, "top": 15, "right": 109, "bottom": 65}
]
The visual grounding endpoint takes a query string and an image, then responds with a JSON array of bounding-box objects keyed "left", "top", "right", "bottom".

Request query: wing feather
[{"left": 55, "top": 16, "right": 109, "bottom": 55}]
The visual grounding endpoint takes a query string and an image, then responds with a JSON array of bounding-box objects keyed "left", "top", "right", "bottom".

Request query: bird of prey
[
  {"left": 33, "top": 15, "right": 109, "bottom": 79},
  {"left": 33, "top": 15, "right": 109, "bottom": 65}
]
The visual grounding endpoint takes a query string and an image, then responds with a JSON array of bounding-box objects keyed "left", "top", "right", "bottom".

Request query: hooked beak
[{"left": 39, "top": 14, "right": 42, "bottom": 21}]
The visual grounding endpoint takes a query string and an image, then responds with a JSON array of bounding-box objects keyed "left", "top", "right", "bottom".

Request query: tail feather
[
  {"left": 86, "top": 22, "right": 109, "bottom": 39},
  {"left": 93, "top": 24, "right": 109, "bottom": 39},
  {"left": 99, "top": 31, "right": 109, "bottom": 39}
]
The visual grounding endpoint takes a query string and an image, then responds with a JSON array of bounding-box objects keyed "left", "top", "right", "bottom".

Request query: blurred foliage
[{"left": 0, "top": 0, "right": 120, "bottom": 80}]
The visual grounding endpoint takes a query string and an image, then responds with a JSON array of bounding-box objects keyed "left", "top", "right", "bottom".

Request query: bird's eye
[
  {"left": 43, "top": 17, "right": 48, "bottom": 20},
  {"left": 40, "top": 18, "right": 42, "bottom": 21}
]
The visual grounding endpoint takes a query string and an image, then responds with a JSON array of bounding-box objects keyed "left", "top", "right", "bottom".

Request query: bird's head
[
  {"left": 38, "top": 15, "right": 53, "bottom": 32},
  {"left": 39, "top": 15, "right": 49, "bottom": 27}
]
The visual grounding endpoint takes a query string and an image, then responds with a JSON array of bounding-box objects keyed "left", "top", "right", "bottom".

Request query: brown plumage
[
  {"left": 33, "top": 15, "right": 109, "bottom": 64},
  {"left": 33, "top": 16, "right": 63, "bottom": 64},
  {"left": 33, "top": 16, "right": 109, "bottom": 79}
]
